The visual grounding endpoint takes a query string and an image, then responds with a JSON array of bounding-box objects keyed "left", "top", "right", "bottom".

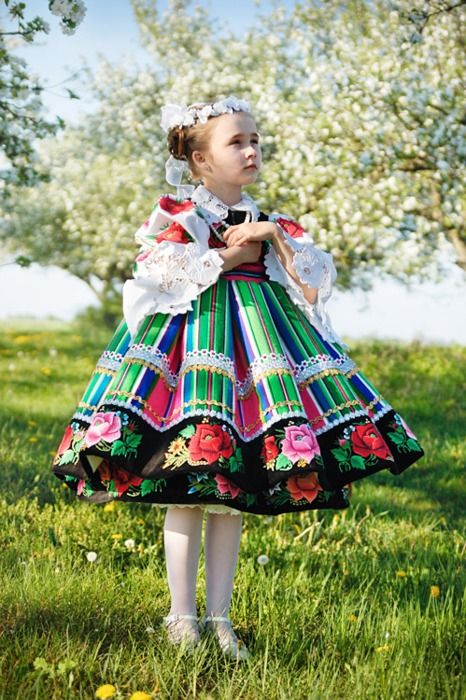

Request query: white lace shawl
[
  {"left": 122, "top": 196, "right": 224, "bottom": 337},
  {"left": 123, "top": 188, "right": 347, "bottom": 350},
  {"left": 264, "top": 213, "right": 347, "bottom": 349}
]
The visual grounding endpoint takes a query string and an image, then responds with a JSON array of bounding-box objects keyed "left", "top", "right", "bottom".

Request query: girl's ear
[{"left": 191, "top": 150, "right": 206, "bottom": 169}]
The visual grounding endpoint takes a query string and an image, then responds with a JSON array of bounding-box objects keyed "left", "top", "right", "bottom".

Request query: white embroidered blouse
[{"left": 122, "top": 184, "right": 347, "bottom": 349}]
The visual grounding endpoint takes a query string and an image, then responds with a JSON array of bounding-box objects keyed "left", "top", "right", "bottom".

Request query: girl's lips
[{"left": 245, "top": 164, "right": 257, "bottom": 170}]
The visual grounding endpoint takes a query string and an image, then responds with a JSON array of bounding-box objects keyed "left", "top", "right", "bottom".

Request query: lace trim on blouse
[
  {"left": 122, "top": 196, "right": 225, "bottom": 337},
  {"left": 123, "top": 185, "right": 346, "bottom": 351},
  {"left": 264, "top": 214, "right": 347, "bottom": 349},
  {"left": 190, "top": 184, "right": 260, "bottom": 221}
]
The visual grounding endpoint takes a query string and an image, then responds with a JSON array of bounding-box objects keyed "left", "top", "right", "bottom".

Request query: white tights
[{"left": 163, "top": 506, "right": 243, "bottom": 618}]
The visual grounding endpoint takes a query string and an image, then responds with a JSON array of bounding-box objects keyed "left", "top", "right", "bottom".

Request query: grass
[{"left": 0, "top": 318, "right": 464, "bottom": 700}]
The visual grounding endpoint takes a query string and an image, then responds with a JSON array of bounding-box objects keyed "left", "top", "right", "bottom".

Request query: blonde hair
[{"left": 167, "top": 118, "right": 217, "bottom": 180}]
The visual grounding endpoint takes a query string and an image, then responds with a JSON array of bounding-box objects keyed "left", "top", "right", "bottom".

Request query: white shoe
[
  {"left": 200, "top": 614, "right": 251, "bottom": 661},
  {"left": 162, "top": 613, "right": 201, "bottom": 650}
]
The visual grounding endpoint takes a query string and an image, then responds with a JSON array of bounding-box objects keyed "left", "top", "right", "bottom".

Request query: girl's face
[{"left": 195, "top": 111, "right": 262, "bottom": 189}]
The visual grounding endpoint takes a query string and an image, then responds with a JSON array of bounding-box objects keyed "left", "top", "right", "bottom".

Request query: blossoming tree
[
  {"left": 1, "top": 0, "right": 464, "bottom": 316},
  {"left": 0, "top": 0, "right": 86, "bottom": 190}
]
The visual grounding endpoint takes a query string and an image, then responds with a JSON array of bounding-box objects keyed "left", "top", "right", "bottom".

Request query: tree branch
[
  {"left": 0, "top": 29, "right": 36, "bottom": 37},
  {"left": 449, "top": 228, "right": 466, "bottom": 271},
  {"left": 411, "top": 0, "right": 466, "bottom": 34}
]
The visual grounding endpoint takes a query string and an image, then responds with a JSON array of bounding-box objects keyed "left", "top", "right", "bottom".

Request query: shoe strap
[
  {"left": 163, "top": 613, "right": 198, "bottom": 622},
  {"left": 204, "top": 615, "right": 231, "bottom": 622}
]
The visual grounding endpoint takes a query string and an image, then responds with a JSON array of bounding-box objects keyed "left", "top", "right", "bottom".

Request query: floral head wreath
[{"left": 160, "top": 96, "right": 251, "bottom": 197}]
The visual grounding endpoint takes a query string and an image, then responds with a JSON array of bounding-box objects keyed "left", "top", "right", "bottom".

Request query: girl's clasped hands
[
  {"left": 223, "top": 221, "right": 277, "bottom": 247},
  {"left": 223, "top": 221, "right": 279, "bottom": 262}
]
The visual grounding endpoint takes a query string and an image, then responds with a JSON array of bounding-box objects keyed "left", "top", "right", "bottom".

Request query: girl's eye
[{"left": 230, "top": 138, "right": 259, "bottom": 145}]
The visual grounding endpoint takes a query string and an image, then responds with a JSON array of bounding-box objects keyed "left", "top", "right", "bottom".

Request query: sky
[{"left": 1, "top": 0, "right": 465, "bottom": 344}]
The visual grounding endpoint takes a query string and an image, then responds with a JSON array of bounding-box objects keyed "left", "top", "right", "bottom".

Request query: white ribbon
[
  {"left": 165, "top": 154, "right": 188, "bottom": 186},
  {"left": 164, "top": 154, "right": 195, "bottom": 198}
]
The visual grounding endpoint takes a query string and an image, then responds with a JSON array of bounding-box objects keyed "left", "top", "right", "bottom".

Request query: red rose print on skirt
[
  {"left": 215, "top": 474, "right": 241, "bottom": 499},
  {"left": 112, "top": 467, "right": 143, "bottom": 496},
  {"left": 97, "top": 460, "right": 143, "bottom": 496},
  {"left": 286, "top": 472, "right": 323, "bottom": 503},
  {"left": 351, "top": 423, "right": 392, "bottom": 460},
  {"left": 261, "top": 435, "right": 279, "bottom": 462},
  {"left": 188, "top": 424, "right": 234, "bottom": 464},
  {"left": 56, "top": 425, "right": 73, "bottom": 455}
]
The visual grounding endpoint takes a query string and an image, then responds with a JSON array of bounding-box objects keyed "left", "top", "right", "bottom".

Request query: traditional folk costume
[{"left": 52, "top": 99, "right": 424, "bottom": 516}]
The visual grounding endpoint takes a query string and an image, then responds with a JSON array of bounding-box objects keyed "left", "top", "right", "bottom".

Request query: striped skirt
[{"left": 52, "top": 266, "right": 425, "bottom": 515}]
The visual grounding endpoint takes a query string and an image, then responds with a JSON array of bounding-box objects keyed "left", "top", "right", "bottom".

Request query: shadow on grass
[
  {"left": 1, "top": 330, "right": 464, "bottom": 530},
  {"left": 2, "top": 541, "right": 464, "bottom": 675}
]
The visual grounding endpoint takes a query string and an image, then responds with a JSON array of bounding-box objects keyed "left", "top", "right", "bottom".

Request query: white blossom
[
  {"left": 49, "top": 0, "right": 86, "bottom": 33},
  {"left": 1, "top": 1, "right": 463, "bottom": 295}
]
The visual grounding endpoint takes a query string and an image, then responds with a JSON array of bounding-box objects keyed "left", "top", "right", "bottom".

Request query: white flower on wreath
[
  {"left": 160, "top": 104, "right": 196, "bottom": 132},
  {"left": 197, "top": 104, "right": 214, "bottom": 123},
  {"left": 160, "top": 96, "right": 251, "bottom": 132}
]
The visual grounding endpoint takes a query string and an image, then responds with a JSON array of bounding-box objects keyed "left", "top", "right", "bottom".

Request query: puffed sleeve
[
  {"left": 264, "top": 213, "right": 348, "bottom": 350},
  {"left": 122, "top": 194, "right": 224, "bottom": 337}
]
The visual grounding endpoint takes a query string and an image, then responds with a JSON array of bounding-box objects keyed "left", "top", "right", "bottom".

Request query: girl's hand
[
  {"left": 239, "top": 240, "right": 262, "bottom": 263},
  {"left": 223, "top": 221, "right": 277, "bottom": 248},
  {"left": 218, "top": 241, "right": 262, "bottom": 271}
]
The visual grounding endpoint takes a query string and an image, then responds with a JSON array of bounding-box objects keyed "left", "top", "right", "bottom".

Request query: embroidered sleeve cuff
[
  {"left": 265, "top": 216, "right": 347, "bottom": 349},
  {"left": 123, "top": 243, "right": 223, "bottom": 337}
]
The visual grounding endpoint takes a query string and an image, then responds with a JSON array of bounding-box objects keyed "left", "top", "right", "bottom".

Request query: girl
[{"left": 52, "top": 96, "right": 425, "bottom": 661}]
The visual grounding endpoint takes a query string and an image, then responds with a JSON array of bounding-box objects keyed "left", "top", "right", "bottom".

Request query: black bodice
[{"left": 224, "top": 208, "right": 269, "bottom": 226}]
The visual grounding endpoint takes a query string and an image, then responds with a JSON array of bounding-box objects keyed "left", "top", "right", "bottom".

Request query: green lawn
[{"left": 0, "top": 319, "right": 464, "bottom": 699}]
